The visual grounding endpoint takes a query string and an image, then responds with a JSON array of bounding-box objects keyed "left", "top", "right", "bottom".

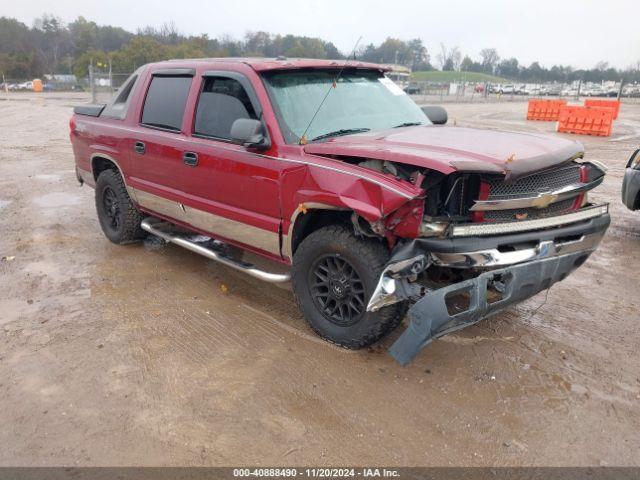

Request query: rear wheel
[
  {"left": 292, "top": 225, "right": 407, "bottom": 349},
  {"left": 95, "top": 169, "right": 145, "bottom": 244}
]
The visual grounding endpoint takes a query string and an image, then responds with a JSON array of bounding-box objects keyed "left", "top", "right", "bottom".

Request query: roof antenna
[{"left": 298, "top": 36, "right": 363, "bottom": 145}]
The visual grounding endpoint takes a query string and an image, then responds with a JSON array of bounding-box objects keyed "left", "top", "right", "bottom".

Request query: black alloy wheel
[
  {"left": 309, "top": 254, "right": 366, "bottom": 326},
  {"left": 101, "top": 185, "right": 121, "bottom": 231},
  {"left": 291, "top": 224, "right": 408, "bottom": 349}
]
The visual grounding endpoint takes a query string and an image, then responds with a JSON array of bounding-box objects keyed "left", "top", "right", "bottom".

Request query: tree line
[{"left": 1, "top": 14, "right": 639, "bottom": 84}]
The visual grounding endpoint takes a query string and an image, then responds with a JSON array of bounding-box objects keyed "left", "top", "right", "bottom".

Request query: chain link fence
[
  {"left": 2, "top": 73, "right": 640, "bottom": 105},
  {"left": 86, "top": 69, "right": 133, "bottom": 103},
  {"left": 405, "top": 80, "right": 640, "bottom": 104},
  {"left": 0, "top": 71, "right": 134, "bottom": 103}
]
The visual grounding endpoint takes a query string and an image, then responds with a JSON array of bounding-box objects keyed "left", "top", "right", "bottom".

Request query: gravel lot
[{"left": 0, "top": 92, "right": 639, "bottom": 466}]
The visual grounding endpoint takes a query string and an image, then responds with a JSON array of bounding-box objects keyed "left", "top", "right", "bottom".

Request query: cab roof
[{"left": 164, "top": 57, "right": 390, "bottom": 72}]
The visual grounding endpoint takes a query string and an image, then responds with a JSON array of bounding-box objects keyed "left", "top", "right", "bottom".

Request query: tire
[
  {"left": 292, "top": 225, "right": 407, "bottom": 349},
  {"left": 95, "top": 169, "right": 146, "bottom": 244}
]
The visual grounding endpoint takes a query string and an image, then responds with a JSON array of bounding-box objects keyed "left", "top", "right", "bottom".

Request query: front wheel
[{"left": 291, "top": 225, "right": 407, "bottom": 349}]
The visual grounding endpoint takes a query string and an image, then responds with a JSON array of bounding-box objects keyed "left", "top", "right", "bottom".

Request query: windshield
[{"left": 261, "top": 69, "right": 430, "bottom": 144}]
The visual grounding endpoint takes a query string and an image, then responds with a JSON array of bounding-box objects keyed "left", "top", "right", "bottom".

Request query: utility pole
[
  {"left": 108, "top": 58, "right": 113, "bottom": 94},
  {"left": 89, "top": 60, "right": 96, "bottom": 104}
]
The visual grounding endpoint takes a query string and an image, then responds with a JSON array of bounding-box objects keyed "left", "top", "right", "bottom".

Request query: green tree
[
  {"left": 73, "top": 48, "right": 109, "bottom": 77},
  {"left": 68, "top": 17, "right": 98, "bottom": 55},
  {"left": 32, "top": 14, "right": 70, "bottom": 75},
  {"left": 110, "top": 37, "right": 168, "bottom": 72},
  {"left": 496, "top": 57, "right": 519, "bottom": 79},
  {"left": 375, "top": 38, "right": 411, "bottom": 64},
  {"left": 407, "top": 39, "right": 431, "bottom": 70},
  {"left": 284, "top": 40, "right": 306, "bottom": 58},
  {"left": 0, "top": 13, "right": 636, "bottom": 84}
]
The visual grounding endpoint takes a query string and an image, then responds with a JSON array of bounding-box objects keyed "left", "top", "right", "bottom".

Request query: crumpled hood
[{"left": 303, "top": 126, "right": 584, "bottom": 180}]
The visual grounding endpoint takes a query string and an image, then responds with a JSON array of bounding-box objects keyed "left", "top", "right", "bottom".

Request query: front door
[{"left": 178, "top": 72, "right": 284, "bottom": 258}]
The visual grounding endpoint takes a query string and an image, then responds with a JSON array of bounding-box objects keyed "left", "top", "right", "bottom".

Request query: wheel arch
[
  {"left": 284, "top": 200, "right": 395, "bottom": 260},
  {"left": 90, "top": 153, "right": 138, "bottom": 203},
  {"left": 285, "top": 204, "right": 352, "bottom": 260},
  {"left": 90, "top": 153, "right": 125, "bottom": 182}
]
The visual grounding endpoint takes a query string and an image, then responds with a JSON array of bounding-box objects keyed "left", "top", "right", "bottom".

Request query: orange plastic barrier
[
  {"left": 527, "top": 99, "right": 567, "bottom": 121},
  {"left": 557, "top": 105, "right": 613, "bottom": 137},
  {"left": 32, "top": 78, "right": 43, "bottom": 93},
  {"left": 584, "top": 99, "right": 620, "bottom": 119}
]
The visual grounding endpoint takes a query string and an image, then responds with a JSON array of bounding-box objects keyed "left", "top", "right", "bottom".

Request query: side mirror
[
  {"left": 421, "top": 106, "right": 448, "bottom": 125},
  {"left": 230, "top": 118, "right": 269, "bottom": 149}
]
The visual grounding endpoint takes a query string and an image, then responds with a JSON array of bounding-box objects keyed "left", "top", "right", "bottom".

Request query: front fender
[{"left": 280, "top": 162, "right": 423, "bottom": 259}]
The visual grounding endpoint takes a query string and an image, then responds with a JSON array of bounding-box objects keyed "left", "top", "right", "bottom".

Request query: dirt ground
[{"left": 0, "top": 92, "right": 639, "bottom": 467}]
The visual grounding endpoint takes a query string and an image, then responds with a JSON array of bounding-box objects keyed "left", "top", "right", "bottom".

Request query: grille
[
  {"left": 487, "top": 164, "right": 581, "bottom": 200},
  {"left": 484, "top": 197, "right": 576, "bottom": 222}
]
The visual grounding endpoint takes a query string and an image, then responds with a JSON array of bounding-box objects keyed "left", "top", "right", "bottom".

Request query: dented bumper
[
  {"left": 368, "top": 210, "right": 610, "bottom": 365},
  {"left": 388, "top": 250, "right": 594, "bottom": 365}
]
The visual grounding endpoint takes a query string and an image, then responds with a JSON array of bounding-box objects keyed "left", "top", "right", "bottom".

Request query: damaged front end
[
  {"left": 387, "top": 250, "right": 594, "bottom": 366},
  {"left": 361, "top": 159, "right": 611, "bottom": 365}
]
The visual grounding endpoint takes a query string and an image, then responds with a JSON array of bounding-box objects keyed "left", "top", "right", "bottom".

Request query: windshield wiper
[
  {"left": 310, "top": 128, "right": 370, "bottom": 142},
  {"left": 393, "top": 122, "right": 423, "bottom": 128}
]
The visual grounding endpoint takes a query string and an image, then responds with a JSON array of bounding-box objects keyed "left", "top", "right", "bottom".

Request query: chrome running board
[{"left": 140, "top": 218, "right": 291, "bottom": 283}]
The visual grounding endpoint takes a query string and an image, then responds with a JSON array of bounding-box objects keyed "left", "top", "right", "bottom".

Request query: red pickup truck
[{"left": 71, "top": 58, "right": 610, "bottom": 364}]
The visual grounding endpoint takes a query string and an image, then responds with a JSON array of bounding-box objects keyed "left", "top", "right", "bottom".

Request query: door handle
[
  {"left": 183, "top": 151, "right": 198, "bottom": 167},
  {"left": 134, "top": 141, "right": 145, "bottom": 154}
]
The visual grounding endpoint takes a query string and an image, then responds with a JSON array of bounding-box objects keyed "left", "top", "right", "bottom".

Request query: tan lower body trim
[
  {"left": 77, "top": 167, "right": 95, "bottom": 186},
  {"left": 80, "top": 167, "right": 139, "bottom": 203},
  {"left": 132, "top": 188, "right": 281, "bottom": 256}
]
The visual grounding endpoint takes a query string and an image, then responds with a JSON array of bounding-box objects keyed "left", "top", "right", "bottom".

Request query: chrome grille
[
  {"left": 487, "top": 164, "right": 581, "bottom": 199},
  {"left": 484, "top": 198, "right": 576, "bottom": 222}
]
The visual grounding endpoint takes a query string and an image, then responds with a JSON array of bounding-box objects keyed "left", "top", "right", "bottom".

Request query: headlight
[{"left": 419, "top": 220, "right": 448, "bottom": 237}]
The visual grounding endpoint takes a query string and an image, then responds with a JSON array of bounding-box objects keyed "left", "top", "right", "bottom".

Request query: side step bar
[{"left": 140, "top": 218, "right": 291, "bottom": 284}]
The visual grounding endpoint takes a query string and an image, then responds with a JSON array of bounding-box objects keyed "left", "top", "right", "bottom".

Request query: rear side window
[
  {"left": 101, "top": 73, "right": 138, "bottom": 119},
  {"left": 194, "top": 77, "right": 257, "bottom": 140},
  {"left": 141, "top": 76, "right": 192, "bottom": 131}
]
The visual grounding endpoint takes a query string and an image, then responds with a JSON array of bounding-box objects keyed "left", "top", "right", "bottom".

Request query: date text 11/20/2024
[{"left": 232, "top": 468, "right": 400, "bottom": 477}]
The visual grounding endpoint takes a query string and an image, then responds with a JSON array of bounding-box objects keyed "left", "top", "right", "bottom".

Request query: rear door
[{"left": 127, "top": 69, "right": 196, "bottom": 220}]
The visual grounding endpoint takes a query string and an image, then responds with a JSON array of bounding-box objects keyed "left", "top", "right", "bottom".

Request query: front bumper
[
  {"left": 622, "top": 167, "right": 640, "bottom": 210},
  {"left": 367, "top": 209, "right": 610, "bottom": 365},
  {"left": 430, "top": 226, "right": 605, "bottom": 268},
  {"left": 388, "top": 250, "right": 593, "bottom": 365}
]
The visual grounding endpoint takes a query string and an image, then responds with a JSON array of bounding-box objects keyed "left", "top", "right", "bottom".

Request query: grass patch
[{"left": 410, "top": 71, "right": 510, "bottom": 83}]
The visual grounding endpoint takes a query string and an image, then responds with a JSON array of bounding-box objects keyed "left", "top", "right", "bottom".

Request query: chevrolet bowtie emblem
[{"left": 531, "top": 192, "right": 558, "bottom": 208}]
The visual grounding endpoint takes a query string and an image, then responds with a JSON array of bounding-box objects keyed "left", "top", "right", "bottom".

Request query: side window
[
  {"left": 141, "top": 76, "right": 192, "bottom": 131},
  {"left": 194, "top": 76, "right": 258, "bottom": 140},
  {"left": 101, "top": 73, "right": 138, "bottom": 119}
]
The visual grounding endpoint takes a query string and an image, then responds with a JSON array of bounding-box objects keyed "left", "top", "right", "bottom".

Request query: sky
[{"left": 4, "top": 0, "right": 640, "bottom": 69}]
